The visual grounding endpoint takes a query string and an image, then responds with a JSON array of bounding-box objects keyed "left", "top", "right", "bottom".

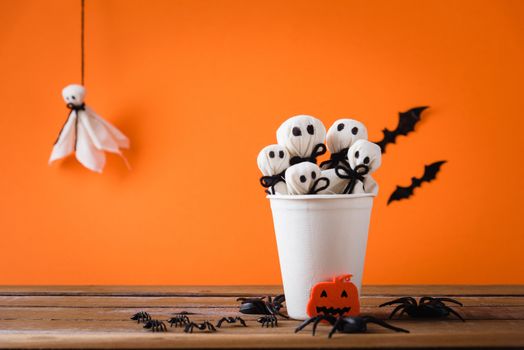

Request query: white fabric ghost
[
  {"left": 346, "top": 140, "right": 382, "bottom": 194},
  {"left": 49, "top": 84, "right": 130, "bottom": 173},
  {"left": 321, "top": 119, "right": 368, "bottom": 169},
  {"left": 276, "top": 115, "right": 326, "bottom": 165},
  {"left": 257, "top": 144, "right": 290, "bottom": 195},
  {"left": 285, "top": 162, "right": 330, "bottom": 195},
  {"left": 316, "top": 168, "right": 348, "bottom": 194}
]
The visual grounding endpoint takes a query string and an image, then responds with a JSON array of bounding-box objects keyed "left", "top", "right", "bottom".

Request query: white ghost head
[
  {"left": 257, "top": 144, "right": 290, "bottom": 176},
  {"left": 285, "top": 162, "right": 329, "bottom": 195},
  {"left": 62, "top": 84, "right": 86, "bottom": 107},
  {"left": 326, "top": 119, "right": 368, "bottom": 154},
  {"left": 276, "top": 115, "right": 326, "bottom": 162},
  {"left": 347, "top": 140, "right": 382, "bottom": 175}
]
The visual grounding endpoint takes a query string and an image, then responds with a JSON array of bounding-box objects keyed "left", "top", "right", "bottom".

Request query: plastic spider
[
  {"left": 216, "top": 317, "right": 247, "bottom": 328},
  {"left": 379, "top": 296, "right": 465, "bottom": 321},
  {"left": 237, "top": 294, "right": 288, "bottom": 318},
  {"left": 168, "top": 312, "right": 191, "bottom": 327},
  {"left": 143, "top": 319, "right": 167, "bottom": 332},
  {"left": 130, "top": 311, "right": 151, "bottom": 324},
  {"left": 257, "top": 315, "right": 278, "bottom": 327},
  {"left": 184, "top": 321, "right": 217, "bottom": 333},
  {"left": 295, "top": 314, "right": 409, "bottom": 338}
]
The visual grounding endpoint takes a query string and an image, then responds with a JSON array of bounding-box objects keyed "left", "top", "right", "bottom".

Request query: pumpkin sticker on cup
[{"left": 306, "top": 274, "right": 360, "bottom": 317}]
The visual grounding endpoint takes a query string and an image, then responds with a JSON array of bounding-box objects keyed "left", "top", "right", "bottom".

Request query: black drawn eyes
[
  {"left": 351, "top": 127, "right": 358, "bottom": 135},
  {"left": 341, "top": 290, "right": 348, "bottom": 298},
  {"left": 300, "top": 175, "right": 307, "bottom": 183},
  {"left": 320, "top": 290, "right": 327, "bottom": 298},
  {"left": 279, "top": 150, "right": 284, "bottom": 158},
  {"left": 311, "top": 172, "right": 316, "bottom": 180},
  {"left": 337, "top": 123, "right": 345, "bottom": 131},
  {"left": 269, "top": 151, "right": 275, "bottom": 158},
  {"left": 307, "top": 125, "right": 315, "bottom": 135},
  {"left": 364, "top": 156, "right": 370, "bottom": 164},
  {"left": 292, "top": 127, "right": 302, "bottom": 136},
  {"left": 71, "top": 96, "right": 76, "bottom": 100},
  {"left": 355, "top": 151, "right": 360, "bottom": 159}
]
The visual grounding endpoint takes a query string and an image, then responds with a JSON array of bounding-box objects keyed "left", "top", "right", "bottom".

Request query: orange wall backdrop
[{"left": 1, "top": 0, "right": 523, "bottom": 285}]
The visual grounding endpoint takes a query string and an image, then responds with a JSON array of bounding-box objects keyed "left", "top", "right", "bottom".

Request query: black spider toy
[
  {"left": 130, "top": 311, "right": 151, "bottom": 324},
  {"left": 379, "top": 296, "right": 465, "bottom": 321},
  {"left": 237, "top": 294, "right": 288, "bottom": 319},
  {"left": 216, "top": 317, "right": 247, "bottom": 328},
  {"left": 295, "top": 314, "right": 409, "bottom": 338},
  {"left": 184, "top": 321, "right": 217, "bottom": 333},
  {"left": 143, "top": 319, "right": 167, "bottom": 332},
  {"left": 257, "top": 315, "right": 278, "bottom": 328},
  {"left": 168, "top": 312, "right": 191, "bottom": 327}
]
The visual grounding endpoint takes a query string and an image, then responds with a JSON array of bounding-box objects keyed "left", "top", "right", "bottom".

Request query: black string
[
  {"left": 319, "top": 147, "right": 349, "bottom": 169},
  {"left": 289, "top": 143, "right": 327, "bottom": 166},
  {"left": 308, "top": 177, "right": 330, "bottom": 194},
  {"left": 53, "top": 103, "right": 86, "bottom": 147},
  {"left": 260, "top": 172, "right": 286, "bottom": 195},
  {"left": 335, "top": 164, "right": 369, "bottom": 194},
  {"left": 81, "top": 0, "right": 85, "bottom": 85}
]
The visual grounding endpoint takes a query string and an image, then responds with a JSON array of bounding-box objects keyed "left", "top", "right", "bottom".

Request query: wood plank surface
[{"left": 0, "top": 285, "right": 523, "bottom": 349}]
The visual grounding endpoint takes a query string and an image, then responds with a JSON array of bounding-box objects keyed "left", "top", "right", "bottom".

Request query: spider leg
[
  {"left": 238, "top": 317, "right": 247, "bottom": 327},
  {"left": 419, "top": 296, "right": 435, "bottom": 305},
  {"left": 328, "top": 316, "right": 344, "bottom": 338},
  {"left": 216, "top": 317, "right": 226, "bottom": 328},
  {"left": 295, "top": 316, "right": 320, "bottom": 333},
  {"left": 208, "top": 322, "right": 217, "bottom": 331},
  {"left": 379, "top": 297, "right": 416, "bottom": 307},
  {"left": 444, "top": 306, "right": 465, "bottom": 321},
  {"left": 389, "top": 304, "right": 407, "bottom": 319},
  {"left": 312, "top": 315, "right": 329, "bottom": 336},
  {"left": 434, "top": 298, "right": 463, "bottom": 306},
  {"left": 362, "top": 316, "right": 409, "bottom": 333}
]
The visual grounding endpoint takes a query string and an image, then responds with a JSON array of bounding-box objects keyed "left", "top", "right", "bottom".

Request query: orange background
[{"left": 1, "top": 0, "right": 523, "bottom": 285}]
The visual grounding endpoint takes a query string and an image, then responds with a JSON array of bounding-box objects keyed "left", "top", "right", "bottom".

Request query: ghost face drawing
[
  {"left": 276, "top": 115, "right": 326, "bottom": 164},
  {"left": 62, "top": 84, "right": 86, "bottom": 107},
  {"left": 321, "top": 119, "right": 368, "bottom": 169},
  {"left": 285, "top": 162, "right": 329, "bottom": 195},
  {"left": 257, "top": 144, "right": 290, "bottom": 195}
]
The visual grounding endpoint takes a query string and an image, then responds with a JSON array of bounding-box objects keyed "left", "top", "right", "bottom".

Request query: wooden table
[{"left": 0, "top": 285, "right": 523, "bottom": 349}]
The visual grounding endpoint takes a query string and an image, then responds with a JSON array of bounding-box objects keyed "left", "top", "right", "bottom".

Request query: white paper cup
[{"left": 268, "top": 193, "right": 375, "bottom": 320}]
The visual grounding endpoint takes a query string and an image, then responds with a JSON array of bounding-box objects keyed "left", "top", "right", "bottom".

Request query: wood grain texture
[{"left": 0, "top": 286, "right": 523, "bottom": 349}]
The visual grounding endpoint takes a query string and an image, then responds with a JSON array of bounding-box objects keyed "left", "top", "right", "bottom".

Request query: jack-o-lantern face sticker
[{"left": 306, "top": 274, "right": 360, "bottom": 317}]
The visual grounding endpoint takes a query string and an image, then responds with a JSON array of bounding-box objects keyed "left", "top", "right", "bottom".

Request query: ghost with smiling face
[
  {"left": 346, "top": 139, "right": 382, "bottom": 194},
  {"left": 285, "top": 162, "right": 330, "bottom": 195},
  {"left": 257, "top": 144, "right": 290, "bottom": 195},
  {"left": 321, "top": 119, "right": 368, "bottom": 170},
  {"left": 276, "top": 115, "right": 326, "bottom": 165},
  {"left": 49, "top": 84, "right": 129, "bottom": 173}
]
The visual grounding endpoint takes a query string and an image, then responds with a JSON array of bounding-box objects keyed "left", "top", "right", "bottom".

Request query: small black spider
[
  {"left": 130, "top": 311, "right": 151, "bottom": 324},
  {"left": 143, "top": 319, "right": 167, "bottom": 332},
  {"left": 168, "top": 312, "right": 191, "bottom": 327},
  {"left": 379, "top": 296, "right": 465, "bottom": 321},
  {"left": 295, "top": 314, "right": 409, "bottom": 338},
  {"left": 216, "top": 316, "right": 247, "bottom": 328},
  {"left": 184, "top": 321, "right": 217, "bottom": 333},
  {"left": 257, "top": 315, "right": 278, "bottom": 327},
  {"left": 237, "top": 294, "right": 288, "bottom": 318}
]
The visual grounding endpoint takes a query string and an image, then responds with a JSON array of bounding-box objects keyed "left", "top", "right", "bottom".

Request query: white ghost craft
[
  {"left": 316, "top": 168, "right": 348, "bottom": 194},
  {"left": 321, "top": 119, "right": 368, "bottom": 169},
  {"left": 276, "top": 115, "right": 326, "bottom": 166},
  {"left": 257, "top": 144, "right": 290, "bottom": 195},
  {"left": 337, "top": 139, "right": 382, "bottom": 194},
  {"left": 285, "top": 162, "right": 330, "bottom": 195},
  {"left": 49, "top": 84, "right": 130, "bottom": 173}
]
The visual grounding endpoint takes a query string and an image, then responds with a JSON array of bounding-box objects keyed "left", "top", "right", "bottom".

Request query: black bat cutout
[
  {"left": 375, "top": 106, "right": 428, "bottom": 153},
  {"left": 388, "top": 161, "right": 446, "bottom": 205}
]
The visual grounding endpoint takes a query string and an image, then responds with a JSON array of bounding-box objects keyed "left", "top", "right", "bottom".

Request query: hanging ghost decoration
[
  {"left": 336, "top": 140, "right": 382, "bottom": 194},
  {"left": 49, "top": 84, "right": 130, "bottom": 173},
  {"left": 257, "top": 144, "right": 290, "bottom": 195},
  {"left": 285, "top": 162, "right": 330, "bottom": 195},
  {"left": 276, "top": 115, "right": 327, "bottom": 166},
  {"left": 320, "top": 119, "right": 368, "bottom": 170}
]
